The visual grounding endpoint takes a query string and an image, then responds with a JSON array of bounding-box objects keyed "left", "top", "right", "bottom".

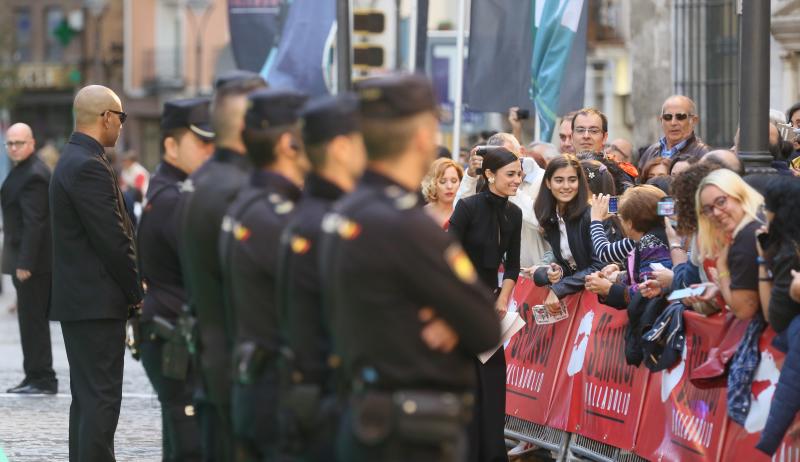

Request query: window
[
  {"left": 14, "top": 8, "right": 32, "bottom": 62},
  {"left": 46, "top": 7, "right": 66, "bottom": 62}
]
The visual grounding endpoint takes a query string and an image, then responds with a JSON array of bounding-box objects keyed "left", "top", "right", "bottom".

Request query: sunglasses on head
[
  {"left": 661, "top": 112, "right": 691, "bottom": 122},
  {"left": 101, "top": 110, "right": 127, "bottom": 124}
]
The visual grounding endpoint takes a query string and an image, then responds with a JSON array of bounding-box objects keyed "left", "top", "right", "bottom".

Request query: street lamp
[
  {"left": 84, "top": 0, "right": 108, "bottom": 82},
  {"left": 187, "top": 0, "right": 213, "bottom": 95}
]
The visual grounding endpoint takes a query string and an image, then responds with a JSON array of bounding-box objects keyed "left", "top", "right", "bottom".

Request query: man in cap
[
  {"left": 137, "top": 97, "right": 215, "bottom": 461},
  {"left": 50, "top": 84, "right": 142, "bottom": 461},
  {"left": 175, "top": 70, "right": 266, "bottom": 460},
  {"left": 320, "top": 74, "right": 500, "bottom": 461},
  {"left": 275, "top": 93, "right": 367, "bottom": 459},
  {"left": 219, "top": 87, "right": 310, "bottom": 460},
  {"left": 2, "top": 122, "right": 57, "bottom": 395}
]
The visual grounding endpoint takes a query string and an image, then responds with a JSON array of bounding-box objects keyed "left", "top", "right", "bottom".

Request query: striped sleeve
[{"left": 590, "top": 220, "right": 635, "bottom": 264}]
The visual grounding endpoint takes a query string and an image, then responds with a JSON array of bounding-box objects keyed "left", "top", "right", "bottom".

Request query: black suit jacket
[
  {"left": 1, "top": 154, "right": 52, "bottom": 274},
  {"left": 49, "top": 132, "right": 142, "bottom": 321}
]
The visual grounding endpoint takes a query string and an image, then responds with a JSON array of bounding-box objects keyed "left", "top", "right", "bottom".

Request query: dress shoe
[
  {"left": 8, "top": 383, "right": 57, "bottom": 395},
  {"left": 6, "top": 379, "right": 30, "bottom": 393}
]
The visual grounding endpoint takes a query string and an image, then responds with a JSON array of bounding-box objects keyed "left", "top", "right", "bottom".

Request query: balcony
[{"left": 142, "top": 48, "right": 184, "bottom": 94}]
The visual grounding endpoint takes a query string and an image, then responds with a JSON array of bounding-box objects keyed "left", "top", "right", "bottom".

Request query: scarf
[{"left": 482, "top": 190, "right": 513, "bottom": 270}]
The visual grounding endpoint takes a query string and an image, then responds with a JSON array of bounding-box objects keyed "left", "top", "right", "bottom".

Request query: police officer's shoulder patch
[
  {"left": 233, "top": 223, "right": 251, "bottom": 241},
  {"left": 444, "top": 243, "right": 477, "bottom": 284},
  {"left": 290, "top": 234, "right": 311, "bottom": 254}
]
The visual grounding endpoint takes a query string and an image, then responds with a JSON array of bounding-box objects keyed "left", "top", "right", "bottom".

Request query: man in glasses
[
  {"left": 638, "top": 95, "right": 708, "bottom": 170},
  {"left": 49, "top": 85, "right": 142, "bottom": 461},
  {"left": 570, "top": 107, "right": 609, "bottom": 157},
  {"left": 1, "top": 123, "right": 58, "bottom": 395}
]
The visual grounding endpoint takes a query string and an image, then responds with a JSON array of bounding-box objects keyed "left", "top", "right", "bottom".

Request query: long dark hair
[
  {"left": 581, "top": 159, "right": 616, "bottom": 195},
  {"left": 535, "top": 154, "right": 590, "bottom": 231},
  {"left": 477, "top": 147, "right": 519, "bottom": 192},
  {"left": 763, "top": 176, "right": 800, "bottom": 259}
]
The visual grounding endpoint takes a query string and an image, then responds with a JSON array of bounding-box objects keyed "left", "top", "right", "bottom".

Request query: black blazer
[
  {"left": 49, "top": 132, "right": 142, "bottom": 321},
  {"left": 449, "top": 190, "right": 522, "bottom": 290},
  {"left": 534, "top": 207, "right": 604, "bottom": 298},
  {"left": 1, "top": 154, "right": 52, "bottom": 274}
]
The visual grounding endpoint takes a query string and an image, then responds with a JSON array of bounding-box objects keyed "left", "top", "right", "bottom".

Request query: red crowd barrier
[{"left": 504, "top": 277, "right": 800, "bottom": 461}]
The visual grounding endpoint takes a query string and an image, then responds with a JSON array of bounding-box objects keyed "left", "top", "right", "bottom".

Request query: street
[{"left": 0, "top": 275, "right": 162, "bottom": 461}]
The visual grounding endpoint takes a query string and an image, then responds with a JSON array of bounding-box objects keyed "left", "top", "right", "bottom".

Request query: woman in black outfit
[
  {"left": 534, "top": 155, "right": 604, "bottom": 313},
  {"left": 449, "top": 147, "right": 522, "bottom": 462}
]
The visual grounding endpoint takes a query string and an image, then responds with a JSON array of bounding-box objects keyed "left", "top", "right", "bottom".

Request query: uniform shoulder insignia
[
  {"left": 221, "top": 215, "right": 234, "bottom": 233},
  {"left": 233, "top": 222, "right": 251, "bottom": 241},
  {"left": 290, "top": 234, "right": 311, "bottom": 254},
  {"left": 384, "top": 185, "right": 403, "bottom": 198},
  {"left": 274, "top": 200, "right": 294, "bottom": 215},
  {"left": 179, "top": 179, "right": 194, "bottom": 193},
  {"left": 268, "top": 193, "right": 282, "bottom": 204},
  {"left": 444, "top": 243, "right": 477, "bottom": 284},
  {"left": 394, "top": 192, "right": 418, "bottom": 210},
  {"left": 320, "top": 213, "right": 361, "bottom": 240}
]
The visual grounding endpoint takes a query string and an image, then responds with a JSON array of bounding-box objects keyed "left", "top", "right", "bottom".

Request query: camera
[
  {"left": 474, "top": 145, "right": 501, "bottom": 157},
  {"left": 657, "top": 197, "right": 675, "bottom": 217},
  {"left": 517, "top": 109, "right": 530, "bottom": 120}
]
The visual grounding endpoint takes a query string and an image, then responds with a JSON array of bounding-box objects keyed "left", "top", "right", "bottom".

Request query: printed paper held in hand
[
  {"left": 478, "top": 312, "right": 526, "bottom": 364},
  {"left": 533, "top": 302, "right": 569, "bottom": 325}
]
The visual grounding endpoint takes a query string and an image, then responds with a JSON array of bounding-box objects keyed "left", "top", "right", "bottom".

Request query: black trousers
[
  {"left": 12, "top": 272, "right": 56, "bottom": 386},
  {"left": 232, "top": 369, "right": 281, "bottom": 461},
  {"left": 61, "top": 319, "right": 125, "bottom": 462},
  {"left": 468, "top": 349, "right": 509, "bottom": 462},
  {"left": 140, "top": 333, "right": 202, "bottom": 462}
]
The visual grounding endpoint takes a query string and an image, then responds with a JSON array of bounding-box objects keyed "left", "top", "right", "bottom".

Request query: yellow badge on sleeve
[
  {"left": 445, "top": 244, "right": 477, "bottom": 284},
  {"left": 290, "top": 235, "right": 311, "bottom": 254},
  {"left": 233, "top": 223, "right": 251, "bottom": 241},
  {"left": 338, "top": 220, "right": 362, "bottom": 240}
]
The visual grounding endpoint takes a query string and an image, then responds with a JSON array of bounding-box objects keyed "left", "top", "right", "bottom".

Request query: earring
[{"left": 488, "top": 177, "right": 495, "bottom": 184}]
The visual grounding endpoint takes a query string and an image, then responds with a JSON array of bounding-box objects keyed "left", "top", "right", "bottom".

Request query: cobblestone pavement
[{"left": 0, "top": 276, "right": 162, "bottom": 461}]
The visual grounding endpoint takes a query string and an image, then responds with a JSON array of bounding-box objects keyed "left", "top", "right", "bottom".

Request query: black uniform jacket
[
  {"left": 177, "top": 148, "right": 251, "bottom": 342},
  {"left": 278, "top": 173, "right": 343, "bottom": 384},
  {"left": 322, "top": 170, "right": 501, "bottom": 391},
  {"left": 220, "top": 170, "right": 301, "bottom": 353},
  {"left": 137, "top": 161, "right": 187, "bottom": 322},
  {"left": 1, "top": 154, "right": 52, "bottom": 274},
  {"left": 49, "top": 132, "right": 141, "bottom": 321}
]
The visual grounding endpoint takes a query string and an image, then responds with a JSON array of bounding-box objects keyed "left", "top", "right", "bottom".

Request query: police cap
[
  {"left": 161, "top": 97, "right": 214, "bottom": 141},
  {"left": 355, "top": 73, "right": 437, "bottom": 119},
  {"left": 244, "top": 88, "right": 308, "bottom": 131},
  {"left": 301, "top": 93, "right": 360, "bottom": 145},
  {"left": 213, "top": 69, "right": 267, "bottom": 91}
]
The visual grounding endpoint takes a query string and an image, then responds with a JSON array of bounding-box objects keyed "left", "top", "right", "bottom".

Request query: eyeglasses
[
  {"left": 4, "top": 140, "right": 28, "bottom": 149},
  {"left": 101, "top": 110, "right": 127, "bottom": 124},
  {"left": 574, "top": 127, "right": 603, "bottom": 135},
  {"left": 701, "top": 195, "right": 728, "bottom": 217},
  {"left": 661, "top": 112, "right": 692, "bottom": 122}
]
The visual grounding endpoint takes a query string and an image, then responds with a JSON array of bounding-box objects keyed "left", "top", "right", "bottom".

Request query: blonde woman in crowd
[
  {"left": 695, "top": 168, "right": 765, "bottom": 319},
  {"left": 422, "top": 157, "right": 464, "bottom": 229}
]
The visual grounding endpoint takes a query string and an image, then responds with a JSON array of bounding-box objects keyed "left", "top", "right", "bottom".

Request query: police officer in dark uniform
[
  {"left": 276, "top": 93, "right": 367, "bottom": 460},
  {"left": 175, "top": 70, "right": 266, "bottom": 461},
  {"left": 219, "top": 88, "right": 309, "bottom": 461},
  {"left": 137, "top": 97, "right": 215, "bottom": 461},
  {"left": 320, "top": 74, "right": 502, "bottom": 462}
]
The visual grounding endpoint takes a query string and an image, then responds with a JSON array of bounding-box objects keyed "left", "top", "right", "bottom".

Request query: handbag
[{"left": 689, "top": 314, "right": 749, "bottom": 389}]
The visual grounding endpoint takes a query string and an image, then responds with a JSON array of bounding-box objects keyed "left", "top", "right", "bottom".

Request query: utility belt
[
  {"left": 233, "top": 341, "right": 280, "bottom": 385},
  {"left": 141, "top": 315, "right": 190, "bottom": 381},
  {"left": 348, "top": 388, "right": 474, "bottom": 447}
]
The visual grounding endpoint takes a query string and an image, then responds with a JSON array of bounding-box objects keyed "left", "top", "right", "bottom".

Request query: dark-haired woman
[
  {"left": 533, "top": 155, "right": 604, "bottom": 313},
  {"left": 756, "top": 176, "right": 800, "bottom": 332},
  {"left": 449, "top": 147, "right": 522, "bottom": 462}
]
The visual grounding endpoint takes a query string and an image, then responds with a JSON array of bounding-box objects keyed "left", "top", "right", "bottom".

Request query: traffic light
[{"left": 351, "top": 1, "right": 395, "bottom": 79}]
